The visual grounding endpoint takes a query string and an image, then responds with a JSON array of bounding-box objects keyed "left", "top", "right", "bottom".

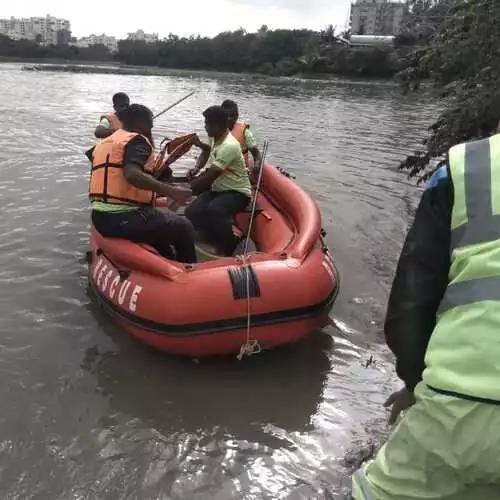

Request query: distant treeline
[
  {"left": 0, "top": 34, "right": 114, "bottom": 62},
  {"left": 0, "top": 27, "right": 403, "bottom": 79}
]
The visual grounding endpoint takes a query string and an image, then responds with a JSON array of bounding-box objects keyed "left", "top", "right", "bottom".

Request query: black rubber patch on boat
[{"left": 228, "top": 265, "right": 261, "bottom": 300}]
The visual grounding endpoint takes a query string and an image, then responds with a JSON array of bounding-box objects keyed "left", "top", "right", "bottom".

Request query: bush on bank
[{"left": 399, "top": 0, "right": 500, "bottom": 181}]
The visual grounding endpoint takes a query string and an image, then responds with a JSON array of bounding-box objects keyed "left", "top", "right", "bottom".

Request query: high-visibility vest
[
  {"left": 231, "top": 119, "right": 249, "bottom": 162},
  {"left": 101, "top": 112, "right": 123, "bottom": 131},
  {"left": 89, "top": 129, "right": 156, "bottom": 206},
  {"left": 423, "top": 134, "right": 500, "bottom": 402}
]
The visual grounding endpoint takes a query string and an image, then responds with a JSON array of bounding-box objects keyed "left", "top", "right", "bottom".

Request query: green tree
[
  {"left": 400, "top": 0, "right": 500, "bottom": 180},
  {"left": 1, "top": 27, "right": 402, "bottom": 80}
]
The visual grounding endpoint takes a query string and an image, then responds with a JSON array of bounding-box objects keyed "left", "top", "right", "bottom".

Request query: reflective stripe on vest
[
  {"left": 450, "top": 136, "right": 500, "bottom": 249},
  {"left": 442, "top": 134, "right": 500, "bottom": 311},
  {"left": 439, "top": 275, "right": 500, "bottom": 314},
  {"left": 423, "top": 133, "right": 500, "bottom": 402}
]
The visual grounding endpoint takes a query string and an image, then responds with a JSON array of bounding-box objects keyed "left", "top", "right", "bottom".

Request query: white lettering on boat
[
  {"left": 97, "top": 264, "right": 108, "bottom": 288},
  {"left": 129, "top": 285, "right": 143, "bottom": 313},
  {"left": 118, "top": 281, "right": 131, "bottom": 305},
  {"left": 93, "top": 258, "right": 103, "bottom": 280},
  {"left": 109, "top": 276, "right": 120, "bottom": 300},
  {"left": 102, "top": 269, "right": 113, "bottom": 292},
  {"left": 92, "top": 256, "right": 143, "bottom": 313}
]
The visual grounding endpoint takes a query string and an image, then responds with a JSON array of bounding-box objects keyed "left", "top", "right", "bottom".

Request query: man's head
[
  {"left": 122, "top": 104, "right": 154, "bottom": 138},
  {"left": 221, "top": 99, "right": 239, "bottom": 130},
  {"left": 112, "top": 92, "right": 130, "bottom": 114},
  {"left": 203, "top": 105, "right": 229, "bottom": 139}
]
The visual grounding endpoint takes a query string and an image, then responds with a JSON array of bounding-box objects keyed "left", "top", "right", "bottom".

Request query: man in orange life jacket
[
  {"left": 221, "top": 100, "right": 262, "bottom": 167},
  {"left": 94, "top": 92, "right": 130, "bottom": 139},
  {"left": 90, "top": 103, "right": 197, "bottom": 263}
]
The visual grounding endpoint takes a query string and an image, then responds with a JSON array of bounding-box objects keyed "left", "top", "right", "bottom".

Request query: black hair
[
  {"left": 221, "top": 99, "right": 239, "bottom": 113},
  {"left": 113, "top": 92, "right": 130, "bottom": 106},
  {"left": 203, "top": 105, "right": 229, "bottom": 128},
  {"left": 121, "top": 103, "right": 153, "bottom": 130}
]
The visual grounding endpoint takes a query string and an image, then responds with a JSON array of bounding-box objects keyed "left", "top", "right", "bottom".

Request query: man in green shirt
[
  {"left": 94, "top": 92, "right": 130, "bottom": 139},
  {"left": 186, "top": 106, "right": 252, "bottom": 256},
  {"left": 221, "top": 99, "right": 262, "bottom": 167}
]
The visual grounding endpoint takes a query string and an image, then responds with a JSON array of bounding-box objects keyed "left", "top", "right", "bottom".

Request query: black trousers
[
  {"left": 92, "top": 207, "right": 197, "bottom": 263},
  {"left": 185, "top": 190, "right": 250, "bottom": 256}
]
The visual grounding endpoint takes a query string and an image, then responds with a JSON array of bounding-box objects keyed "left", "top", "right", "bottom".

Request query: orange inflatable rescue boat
[{"left": 88, "top": 158, "right": 339, "bottom": 357}]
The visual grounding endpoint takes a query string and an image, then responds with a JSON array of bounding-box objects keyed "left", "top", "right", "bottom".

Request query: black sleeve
[
  {"left": 123, "top": 136, "right": 152, "bottom": 170},
  {"left": 384, "top": 170, "right": 453, "bottom": 391}
]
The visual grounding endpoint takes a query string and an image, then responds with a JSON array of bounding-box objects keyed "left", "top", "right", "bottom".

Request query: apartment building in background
[
  {"left": 74, "top": 34, "right": 119, "bottom": 52},
  {"left": 350, "top": 0, "right": 406, "bottom": 36},
  {"left": 0, "top": 15, "right": 71, "bottom": 45},
  {"left": 127, "top": 30, "right": 159, "bottom": 44}
]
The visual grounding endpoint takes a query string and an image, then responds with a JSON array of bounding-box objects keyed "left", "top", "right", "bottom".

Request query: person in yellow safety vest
[
  {"left": 352, "top": 132, "right": 500, "bottom": 499},
  {"left": 94, "top": 92, "right": 130, "bottom": 139},
  {"left": 221, "top": 100, "right": 262, "bottom": 168},
  {"left": 90, "top": 103, "right": 196, "bottom": 263}
]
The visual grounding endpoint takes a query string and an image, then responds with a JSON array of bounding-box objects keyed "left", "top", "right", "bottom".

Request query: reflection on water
[{"left": 0, "top": 63, "right": 437, "bottom": 499}]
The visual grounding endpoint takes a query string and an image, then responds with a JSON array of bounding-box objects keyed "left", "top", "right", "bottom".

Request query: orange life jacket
[
  {"left": 89, "top": 129, "right": 157, "bottom": 206},
  {"left": 154, "top": 133, "right": 197, "bottom": 180},
  {"left": 231, "top": 119, "right": 249, "bottom": 161},
  {"left": 101, "top": 112, "right": 123, "bottom": 131}
]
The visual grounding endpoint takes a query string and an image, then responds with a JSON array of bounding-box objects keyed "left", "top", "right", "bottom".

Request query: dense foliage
[
  {"left": 0, "top": 27, "right": 401, "bottom": 79},
  {"left": 116, "top": 28, "right": 400, "bottom": 78},
  {"left": 0, "top": 34, "right": 113, "bottom": 61},
  {"left": 400, "top": 0, "right": 500, "bottom": 180},
  {"left": 397, "top": 0, "right": 458, "bottom": 46}
]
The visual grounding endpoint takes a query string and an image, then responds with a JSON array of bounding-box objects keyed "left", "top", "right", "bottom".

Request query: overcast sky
[{"left": 0, "top": 0, "right": 352, "bottom": 38}]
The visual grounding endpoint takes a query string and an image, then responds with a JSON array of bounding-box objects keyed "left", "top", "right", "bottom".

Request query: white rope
[{"left": 236, "top": 141, "right": 269, "bottom": 361}]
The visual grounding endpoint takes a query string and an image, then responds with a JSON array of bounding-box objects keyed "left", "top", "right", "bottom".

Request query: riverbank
[
  {"left": 0, "top": 56, "right": 116, "bottom": 65},
  {"left": 18, "top": 63, "right": 402, "bottom": 85},
  {"left": 20, "top": 63, "right": 247, "bottom": 79}
]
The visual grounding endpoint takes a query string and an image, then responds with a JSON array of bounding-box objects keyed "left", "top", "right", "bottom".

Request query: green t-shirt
[
  {"left": 243, "top": 127, "right": 257, "bottom": 150},
  {"left": 210, "top": 133, "right": 252, "bottom": 198},
  {"left": 91, "top": 201, "right": 137, "bottom": 212},
  {"left": 98, "top": 117, "right": 111, "bottom": 128}
]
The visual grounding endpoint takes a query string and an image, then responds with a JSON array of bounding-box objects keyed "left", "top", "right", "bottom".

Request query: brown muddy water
[{"left": 0, "top": 63, "right": 436, "bottom": 499}]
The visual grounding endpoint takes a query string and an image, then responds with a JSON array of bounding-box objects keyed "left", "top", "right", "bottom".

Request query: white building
[
  {"left": 74, "top": 34, "right": 118, "bottom": 53},
  {"left": 0, "top": 15, "right": 71, "bottom": 45},
  {"left": 127, "top": 30, "right": 158, "bottom": 44},
  {"left": 350, "top": 0, "right": 406, "bottom": 36}
]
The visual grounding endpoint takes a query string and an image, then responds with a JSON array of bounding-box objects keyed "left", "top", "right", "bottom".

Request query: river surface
[{"left": 0, "top": 63, "right": 437, "bottom": 499}]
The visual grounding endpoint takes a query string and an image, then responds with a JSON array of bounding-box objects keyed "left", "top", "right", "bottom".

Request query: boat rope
[{"left": 237, "top": 140, "right": 269, "bottom": 360}]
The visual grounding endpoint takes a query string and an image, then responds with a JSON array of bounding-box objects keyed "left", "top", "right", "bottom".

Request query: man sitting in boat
[
  {"left": 94, "top": 92, "right": 130, "bottom": 139},
  {"left": 186, "top": 106, "right": 252, "bottom": 257},
  {"left": 90, "top": 103, "right": 197, "bottom": 263},
  {"left": 221, "top": 99, "right": 262, "bottom": 167}
]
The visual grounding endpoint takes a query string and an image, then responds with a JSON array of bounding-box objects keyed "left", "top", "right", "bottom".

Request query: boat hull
[{"left": 88, "top": 164, "right": 340, "bottom": 357}]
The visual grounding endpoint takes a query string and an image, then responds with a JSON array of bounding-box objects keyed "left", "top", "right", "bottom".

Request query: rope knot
[{"left": 236, "top": 340, "right": 262, "bottom": 361}]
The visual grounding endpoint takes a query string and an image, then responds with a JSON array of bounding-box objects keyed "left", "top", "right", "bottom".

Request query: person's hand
[
  {"left": 158, "top": 184, "right": 191, "bottom": 204},
  {"left": 187, "top": 168, "right": 199, "bottom": 180},
  {"left": 384, "top": 387, "right": 415, "bottom": 425},
  {"left": 193, "top": 134, "right": 204, "bottom": 148},
  {"left": 170, "top": 186, "right": 193, "bottom": 205}
]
